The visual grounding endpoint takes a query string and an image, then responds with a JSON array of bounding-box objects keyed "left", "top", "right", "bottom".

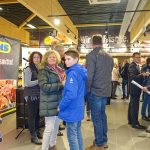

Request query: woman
[
  {"left": 111, "top": 63, "right": 120, "bottom": 99},
  {"left": 24, "top": 51, "right": 42, "bottom": 145},
  {"left": 38, "top": 50, "right": 65, "bottom": 150}
]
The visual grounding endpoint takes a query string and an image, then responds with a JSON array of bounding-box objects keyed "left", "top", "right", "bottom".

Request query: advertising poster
[
  {"left": 0, "top": 34, "right": 20, "bottom": 117},
  {"left": 0, "top": 80, "right": 16, "bottom": 116}
]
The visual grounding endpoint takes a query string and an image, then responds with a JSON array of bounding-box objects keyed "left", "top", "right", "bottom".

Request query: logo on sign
[{"left": 0, "top": 41, "right": 11, "bottom": 53}]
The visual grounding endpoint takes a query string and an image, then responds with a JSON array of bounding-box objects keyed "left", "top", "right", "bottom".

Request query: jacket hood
[{"left": 66, "top": 64, "right": 87, "bottom": 81}]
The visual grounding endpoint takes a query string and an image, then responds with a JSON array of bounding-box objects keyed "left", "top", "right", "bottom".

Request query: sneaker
[
  {"left": 85, "top": 145, "right": 104, "bottom": 150},
  {"left": 142, "top": 116, "right": 150, "bottom": 121},
  {"left": 49, "top": 145, "right": 57, "bottom": 150},
  {"left": 59, "top": 124, "right": 65, "bottom": 130},
  {"left": 57, "top": 131, "right": 63, "bottom": 136},
  {"left": 36, "top": 130, "right": 43, "bottom": 139},
  {"left": 31, "top": 137, "right": 42, "bottom": 145}
]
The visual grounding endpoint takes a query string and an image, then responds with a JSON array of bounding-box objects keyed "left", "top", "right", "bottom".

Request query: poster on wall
[
  {"left": 0, "top": 80, "right": 16, "bottom": 116},
  {"left": 0, "top": 34, "right": 20, "bottom": 117},
  {"left": 0, "top": 34, "right": 20, "bottom": 80}
]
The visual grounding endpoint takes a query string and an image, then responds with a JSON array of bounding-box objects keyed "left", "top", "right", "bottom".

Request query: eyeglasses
[
  {"left": 135, "top": 57, "right": 141, "bottom": 59},
  {"left": 33, "top": 57, "right": 40, "bottom": 59}
]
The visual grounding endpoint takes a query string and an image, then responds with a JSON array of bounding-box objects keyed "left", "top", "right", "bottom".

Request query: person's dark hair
[
  {"left": 65, "top": 50, "right": 79, "bottom": 60},
  {"left": 146, "top": 57, "right": 150, "bottom": 65},
  {"left": 28, "top": 51, "right": 42, "bottom": 65},
  {"left": 92, "top": 35, "right": 102, "bottom": 45},
  {"left": 132, "top": 52, "right": 140, "bottom": 57}
]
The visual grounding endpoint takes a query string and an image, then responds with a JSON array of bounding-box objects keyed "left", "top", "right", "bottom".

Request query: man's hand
[{"left": 142, "top": 87, "right": 148, "bottom": 92}]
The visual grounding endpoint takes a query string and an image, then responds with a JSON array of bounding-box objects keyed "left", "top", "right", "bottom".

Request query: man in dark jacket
[
  {"left": 86, "top": 35, "right": 113, "bottom": 150},
  {"left": 121, "top": 60, "right": 130, "bottom": 99},
  {"left": 128, "top": 52, "right": 147, "bottom": 129}
]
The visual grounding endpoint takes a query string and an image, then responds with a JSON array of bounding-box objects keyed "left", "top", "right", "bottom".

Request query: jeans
[
  {"left": 66, "top": 121, "right": 83, "bottom": 150},
  {"left": 42, "top": 116, "right": 60, "bottom": 150},
  {"left": 88, "top": 92, "right": 107, "bottom": 147},
  {"left": 27, "top": 96, "right": 40, "bottom": 137},
  {"left": 141, "top": 93, "right": 150, "bottom": 117},
  {"left": 122, "top": 79, "right": 129, "bottom": 98}
]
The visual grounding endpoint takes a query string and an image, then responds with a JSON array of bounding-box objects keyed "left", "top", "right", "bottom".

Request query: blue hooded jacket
[{"left": 58, "top": 64, "right": 87, "bottom": 122}]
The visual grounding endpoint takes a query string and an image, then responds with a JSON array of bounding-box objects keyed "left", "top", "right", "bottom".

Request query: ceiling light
[
  {"left": 105, "top": 30, "right": 108, "bottom": 34},
  {"left": 27, "top": 24, "right": 36, "bottom": 29},
  {"left": 54, "top": 18, "right": 60, "bottom": 25},
  {"left": 0, "top": 7, "right": 3, "bottom": 11}
]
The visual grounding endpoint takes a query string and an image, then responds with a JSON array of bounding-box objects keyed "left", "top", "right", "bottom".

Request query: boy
[{"left": 58, "top": 50, "right": 87, "bottom": 150}]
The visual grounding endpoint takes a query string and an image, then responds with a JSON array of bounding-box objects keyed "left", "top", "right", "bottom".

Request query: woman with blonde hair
[{"left": 38, "top": 50, "right": 65, "bottom": 150}]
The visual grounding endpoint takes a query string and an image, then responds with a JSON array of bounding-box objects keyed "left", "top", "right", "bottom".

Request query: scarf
[{"left": 48, "top": 64, "right": 65, "bottom": 82}]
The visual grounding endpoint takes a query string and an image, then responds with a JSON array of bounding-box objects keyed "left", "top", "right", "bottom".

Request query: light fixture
[
  {"left": 27, "top": 23, "right": 36, "bottom": 29},
  {"left": 105, "top": 29, "right": 108, "bottom": 34},
  {"left": 54, "top": 18, "right": 60, "bottom": 25},
  {"left": 0, "top": 7, "right": 3, "bottom": 11}
]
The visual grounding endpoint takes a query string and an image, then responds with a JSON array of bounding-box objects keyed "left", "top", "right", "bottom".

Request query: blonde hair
[{"left": 39, "top": 50, "right": 61, "bottom": 69}]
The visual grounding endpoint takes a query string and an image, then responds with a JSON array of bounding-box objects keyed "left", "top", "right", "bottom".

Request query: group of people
[{"left": 24, "top": 35, "right": 113, "bottom": 150}]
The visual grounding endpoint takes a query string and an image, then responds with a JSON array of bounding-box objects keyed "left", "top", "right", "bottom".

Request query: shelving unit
[{"left": 18, "top": 65, "right": 23, "bottom": 88}]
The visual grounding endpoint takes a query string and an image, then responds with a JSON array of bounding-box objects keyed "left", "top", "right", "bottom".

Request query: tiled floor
[{"left": 1, "top": 94, "right": 150, "bottom": 150}]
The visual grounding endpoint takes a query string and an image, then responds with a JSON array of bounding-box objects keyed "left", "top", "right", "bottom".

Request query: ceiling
[
  {"left": 58, "top": 0, "right": 128, "bottom": 27},
  {"left": 0, "top": 0, "right": 150, "bottom": 45}
]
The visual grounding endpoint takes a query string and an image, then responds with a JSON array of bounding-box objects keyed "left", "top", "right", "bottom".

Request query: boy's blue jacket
[{"left": 58, "top": 64, "right": 87, "bottom": 122}]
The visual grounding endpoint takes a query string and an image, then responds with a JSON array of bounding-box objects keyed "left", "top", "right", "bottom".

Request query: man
[
  {"left": 121, "top": 60, "right": 130, "bottom": 99},
  {"left": 128, "top": 52, "right": 147, "bottom": 129},
  {"left": 141, "top": 73, "right": 150, "bottom": 133},
  {"left": 86, "top": 35, "right": 114, "bottom": 150},
  {"left": 55, "top": 45, "right": 67, "bottom": 70}
]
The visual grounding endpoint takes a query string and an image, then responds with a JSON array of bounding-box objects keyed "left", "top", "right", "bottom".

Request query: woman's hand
[{"left": 62, "top": 79, "right": 66, "bottom": 86}]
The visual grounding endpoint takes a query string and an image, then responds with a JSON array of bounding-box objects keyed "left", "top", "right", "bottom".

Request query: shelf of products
[{"left": 18, "top": 65, "right": 23, "bottom": 88}]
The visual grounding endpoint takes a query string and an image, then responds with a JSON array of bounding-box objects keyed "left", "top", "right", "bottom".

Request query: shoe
[
  {"left": 59, "top": 124, "right": 65, "bottom": 130},
  {"left": 49, "top": 145, "right": 57, "bottom": 150},
  {"left": 142, "top": 116, "right": 150, "bottom": 121},
  {"left": 31, "top": 137, "right": 42, "bottom": 145},
  {"left": 121, "top": 97, "right": 126, "bottom": 100},
  {"left": 36, "top": 131, "right": 43, "bottom": 139},
  {"left": 111, "top": 97, "right": 117, "bottom": 99},
  {"left": 104, "top": 144, "right": 108, "bottom": 149},
  {"left": 57, "top": 131, "right": 63, "bottom": 136},
  {"left": 132, "top": 124, "right": 146, "bottom": 130},
  {"left": 85, "top": 145, "right": 104, "bottom": 150}
]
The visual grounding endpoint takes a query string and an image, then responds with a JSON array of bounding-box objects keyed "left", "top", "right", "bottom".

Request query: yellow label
[{"left": 0, "top": 41, "right": 11, "bottom": 53}]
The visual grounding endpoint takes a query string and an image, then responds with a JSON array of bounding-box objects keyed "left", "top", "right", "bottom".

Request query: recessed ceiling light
[
  {"left": 54, "top": 18, "right": 60, "bottom": 25},
  {"left": 27, "top": 24, "right": 36, "bottom": 29},
  {"left": 0, "top": 7, "right": 3, "bottom": 11}
]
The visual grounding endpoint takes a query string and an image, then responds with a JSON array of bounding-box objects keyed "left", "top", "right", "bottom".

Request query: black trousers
[
  {"left": 128, "top": 93, "right": 141, "bottom": 126},
  {"left": 111, "top": 81, "right": 118, "bottom": 98},
  {"left": 27, "top": 96, "right": 40, "bottom": 137}
]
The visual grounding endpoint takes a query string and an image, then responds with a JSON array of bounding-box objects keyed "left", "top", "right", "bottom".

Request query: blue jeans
[
  {"left": 88, "top": 92, "right": 107, "bottom": 147},
  {"left": 66, "top": 121, "right": 83, "bottom": 150},
  {"left": 141, "top": 93, "right": 150, "bottom": 117}
]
